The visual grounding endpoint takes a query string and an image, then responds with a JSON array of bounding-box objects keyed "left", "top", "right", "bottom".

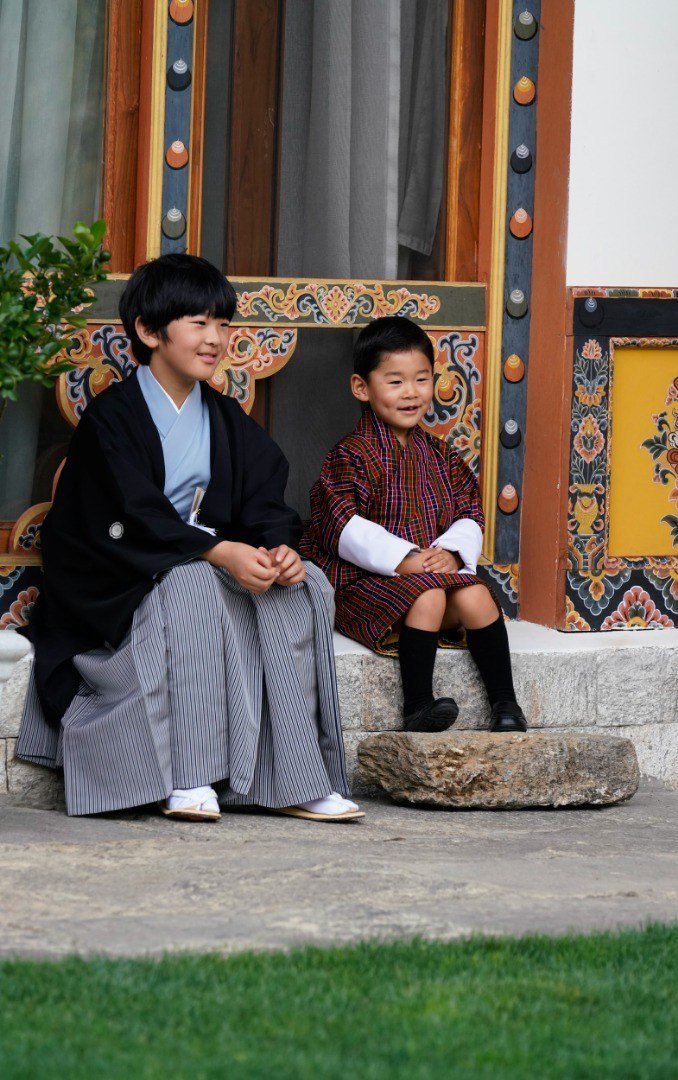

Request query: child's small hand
[
  {"left": 395, "top": 551, "right": 429, "bottom": 575},
  {"left": 421, "top": 548, "right": 463, "bottom": 574},
  {"left": 267, "top": 545, "right": 306, "bottom": 585},
  {"left": 396, "top": 549, "right": 463, "bottom": 576}
]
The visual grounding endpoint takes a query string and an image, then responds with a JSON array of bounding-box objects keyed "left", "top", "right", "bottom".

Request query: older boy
[{"left": 18, "top": 254, "right": 362, "bottom": 821}]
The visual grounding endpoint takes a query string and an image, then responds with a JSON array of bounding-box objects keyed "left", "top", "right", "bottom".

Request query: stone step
[
  {"left": 357, "top": 731, "right": 640, "bottom": 809},
  {"left": 334, "top": 622, "right": 677, "bottom": 791},
  {"left": 0, "top": 621, "right": 676, "bottom": 806}
]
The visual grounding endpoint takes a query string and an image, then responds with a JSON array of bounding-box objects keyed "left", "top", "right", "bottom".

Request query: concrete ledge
[{"left": 1, "top": 622, "right": 677, "bottom": 805}]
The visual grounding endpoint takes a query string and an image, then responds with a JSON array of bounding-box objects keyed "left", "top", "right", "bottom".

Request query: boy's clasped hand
[{"left": 206, "top": 540, "right": 305, "bottom": 593}]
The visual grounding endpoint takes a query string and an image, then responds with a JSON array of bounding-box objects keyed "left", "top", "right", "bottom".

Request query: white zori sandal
[
  {"left": 274, "top": 792, "right": 364, "bottom": 822},
  {"left": 161, "top": 786, "right": 221, "bottom": 822}
]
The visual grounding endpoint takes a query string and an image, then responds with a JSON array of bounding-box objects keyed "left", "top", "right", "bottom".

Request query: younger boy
[{"left": 301, "top": 316, "right": 527, "bottom": 733}]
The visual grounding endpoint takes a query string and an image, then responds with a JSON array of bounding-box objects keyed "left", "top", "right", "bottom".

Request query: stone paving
[{"left": 1, "top": 782, "right": 676, "bottom": 959}]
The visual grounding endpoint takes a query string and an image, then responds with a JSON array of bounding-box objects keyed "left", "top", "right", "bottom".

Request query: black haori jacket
[{"left": 20, "top": 371, "right": 302, "bottom": 727}]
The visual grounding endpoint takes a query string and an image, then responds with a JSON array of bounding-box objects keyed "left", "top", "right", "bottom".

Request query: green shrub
[{"left": 0, "top": 219, "right": 110, "bottom": 408}]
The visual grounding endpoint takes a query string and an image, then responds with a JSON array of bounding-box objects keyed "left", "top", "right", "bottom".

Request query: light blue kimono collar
[
  {"left": 136, "top": 364, "right": 211, "bottom": 521},
  {"left": 136, "top": 364, "right": 202, "bottom": 438}
]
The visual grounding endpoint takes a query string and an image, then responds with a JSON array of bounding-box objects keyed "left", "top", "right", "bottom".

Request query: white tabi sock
[
  {"left": 168, "top": 786, "right": 219, "bottom": 813},
  {"left": 296, "top": 791, "right": 359, "bottom": 815}
]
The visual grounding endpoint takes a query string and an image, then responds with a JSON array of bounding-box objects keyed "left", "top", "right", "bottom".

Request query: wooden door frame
[
  {"left": 445, "top": 0, "right": 486, "bottom": 282},
  {"left": 101, "top": 0, "right": 145, "bottom": 273}
]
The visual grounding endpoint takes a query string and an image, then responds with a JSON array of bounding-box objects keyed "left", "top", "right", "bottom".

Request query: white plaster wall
[{"left": 566, "top": 0, "right": 678, "bottom": 286}]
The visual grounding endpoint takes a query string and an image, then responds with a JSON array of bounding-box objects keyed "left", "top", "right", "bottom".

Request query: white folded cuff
[
  {"left": 431, "top": 518, "right": 483, "bottom": 574},
  {"left": 338, "top": 514, "right": 418, "bottom": 576}
]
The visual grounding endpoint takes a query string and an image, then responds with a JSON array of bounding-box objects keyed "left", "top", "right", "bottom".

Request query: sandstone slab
[{"left": 357, "top": 731, "right": 640, "bottom": 809}]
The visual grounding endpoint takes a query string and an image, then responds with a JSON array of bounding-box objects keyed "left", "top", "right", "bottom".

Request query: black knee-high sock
[
  {"left": 398, "top": 625, "right": 438, "bottom": 715},
  {"left": 465, "top": 615, "right": 516, "bottom": 707}
]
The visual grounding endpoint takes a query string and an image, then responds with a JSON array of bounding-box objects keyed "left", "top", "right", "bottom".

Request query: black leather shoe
[
  {"left": 490, "top": 700, "right": 527, "bottom": 732},
  {"left": 404, "top": 697, "right": 459, "bottom": 733}
]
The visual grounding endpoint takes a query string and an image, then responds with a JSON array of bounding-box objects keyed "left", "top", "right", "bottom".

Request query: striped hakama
[
  {"left": 301, "top": 408, "right": 488, "bottom": 657},
  {"left": 16, "top": 560, "right": 349, "bottom": 817}
]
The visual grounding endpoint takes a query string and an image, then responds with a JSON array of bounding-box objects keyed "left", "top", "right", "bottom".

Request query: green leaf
[
  {"left": 90, "top": 220, "right": 107, "bottom": 243},
  {"left": 0, "top": 218, "right": 109, "bottom": 396}
]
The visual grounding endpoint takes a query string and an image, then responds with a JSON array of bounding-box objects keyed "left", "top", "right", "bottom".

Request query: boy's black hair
[
  {"left": 119, "top": 253, "right": 237, "bottom": 365},
  {"left": 353, "top": 315, "right": 434, "bottom": 380}
]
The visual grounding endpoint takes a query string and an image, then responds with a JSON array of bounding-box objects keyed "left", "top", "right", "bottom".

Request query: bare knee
[
  {"left": 447, "top": 584, "right": 499, "bottom": 629},
  {"left": 404, "top": 588, "right": 447, "bottom": 631}
]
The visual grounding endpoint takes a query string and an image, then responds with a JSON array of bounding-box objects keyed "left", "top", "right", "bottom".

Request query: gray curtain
[
  {"left": 0, "top": 0, "right": 106, "bottom": 244},
  {"left": 0, "top": 0, "right": 105, "bottom": 519},
  {"left": 277, "top": 0, "right": 449, "bottom": 279}
]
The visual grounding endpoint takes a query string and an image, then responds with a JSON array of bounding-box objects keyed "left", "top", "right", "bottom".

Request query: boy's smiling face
[
  {"left": 136, "top": 312, "right": 231, "bottom": 386},
  {"left": 350, "top": 348, "right": 434, "bottom": 443}
]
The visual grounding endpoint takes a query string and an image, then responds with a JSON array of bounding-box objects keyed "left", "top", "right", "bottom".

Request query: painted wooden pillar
[{"left": 519, "top": 0, "right": 576, "bottom": 627}]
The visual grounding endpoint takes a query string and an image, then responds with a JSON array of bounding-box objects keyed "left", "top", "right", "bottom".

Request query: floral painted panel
[{"left": 566, "top": 335, "right": 678, "bottom": 630}]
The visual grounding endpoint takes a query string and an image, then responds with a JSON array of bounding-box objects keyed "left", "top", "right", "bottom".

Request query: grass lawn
[{"left": 1, "top": 924, "right": 676, "bottom": 1079}]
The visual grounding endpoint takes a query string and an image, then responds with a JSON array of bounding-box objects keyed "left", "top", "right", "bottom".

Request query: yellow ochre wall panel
[{"left": 608, "top": 347, "right": 678, "bottom": 557}]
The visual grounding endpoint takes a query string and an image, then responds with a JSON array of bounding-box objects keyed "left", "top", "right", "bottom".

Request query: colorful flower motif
[
  {"left": 318, "top": 286, "right": 352, "bottom": 324},
  {"left": 600, "top": 585, "right": 674, "bottom": 630},
  {"left": 574, "top": 415, "right": 605, "bottom": 464},
  {"left": 568, "top": 483, "right": 605, "bottom": 536},
  {"left": 644, "top": 563, "right": 678, "bottom": 614},
  {"left": 564, "top": 597, "right": 591, "bottom": 632},
  {"left": 568, "top": 537, "right": 632, "bottom": 615},
  {"left": 575, "top": 382, "right": 606, "bottom": 408},
  {"left": 641, "top": 377, "right": 678, "bottom": 541},
  {"left": 581, "top": 339, "right": 603, "bottom": 360},
  {"left": 0, "top": 587, "right": 39, "bottom": 630}
]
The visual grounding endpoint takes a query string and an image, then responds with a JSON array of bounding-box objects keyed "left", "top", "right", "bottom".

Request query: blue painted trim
[
  {"left": 495, "top": 0, "right": 541, "bottom": 564},
  {"left": 161, "top": 12, "right": 194, "bottom": 254}
]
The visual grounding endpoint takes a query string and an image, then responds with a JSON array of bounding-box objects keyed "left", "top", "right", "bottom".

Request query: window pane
[{"left": 0, "top": 0, "right": 106, "bottom": 246}]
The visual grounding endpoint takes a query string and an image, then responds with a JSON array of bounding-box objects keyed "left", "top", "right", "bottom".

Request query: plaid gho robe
[{"left": 301, "top": 407, "right": 485, "bottom": 655}]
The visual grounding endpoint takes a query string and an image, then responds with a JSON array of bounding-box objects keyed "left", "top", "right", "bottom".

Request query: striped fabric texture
[
  {"left": 301, "top": 408, "right": 486, "bottom": 654},
  {"left": 16, "top": 561, "right": 349, "bottom": 816}
]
